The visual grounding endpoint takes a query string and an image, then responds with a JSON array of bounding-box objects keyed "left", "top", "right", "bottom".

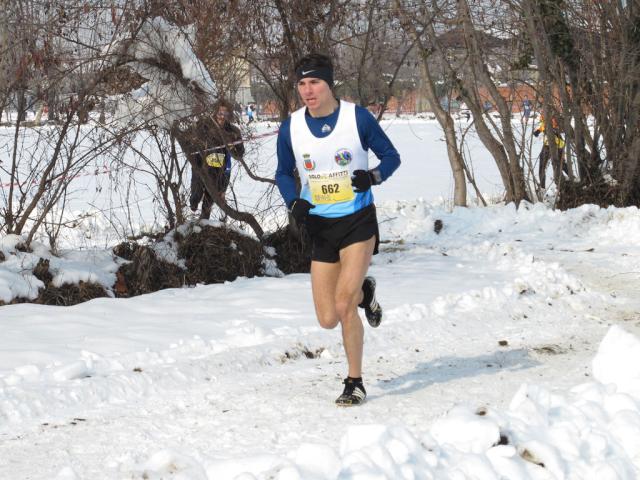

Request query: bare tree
[
  {"left": 336, "top": 1, "right": 420, "bottom": 120},
  {"left": 519, "top": 0, "right": 640, "bottom": 207},
  {"left": 396, "top": 0, "right": 535, "bottom": 204},
  {"left": 5, "top": 0, "right": 635, "bottom": 254},
  {"left": 394, "top": 0, "right": 468, "bottom": 206},
  {"left": 0, "top": 0, "right": 151, "bottom": 247},
  {"left": 0, "top": 2, "right": 10, "bottom": 123},
  {"left": 237, "top": 0, "right": 348, "bottom": 120},
  {"left": 91, "top": 2, "right": 270, "bottom": 238}
]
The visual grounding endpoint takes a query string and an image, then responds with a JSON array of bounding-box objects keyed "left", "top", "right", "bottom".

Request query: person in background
[
  {"left": 247, "top": 103, "right": 255, "bottom": 123},
  {"left": 534, "top": 113, "right": 567, "bottom": 189},
  {"left": 182, "top": 99, "right": 244, "bottom": 220},
  {"left": 459, "top": 102, "right": 471, "bottom": 121},
  {"left": 275, "top": 53, "right": 401, "bottom": 406},
  {"left": 522, "top": 95, "right": 532, "bottom": 121}
]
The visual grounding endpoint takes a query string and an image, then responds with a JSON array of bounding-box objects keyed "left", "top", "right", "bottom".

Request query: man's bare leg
[
  {"left": 310, "top": 260, "right": 341, "bottom": 329},
  {"left": 335, "top": 236, "right": 375, "bottom": 378}
]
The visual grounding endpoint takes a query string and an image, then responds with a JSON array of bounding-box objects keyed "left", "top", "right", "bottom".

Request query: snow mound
[
  {"left": 126, "top": 327, "right": 640, "bottom": 479},
  {"left": 593, "top": 325, "right": 640, "bottom": 397}
]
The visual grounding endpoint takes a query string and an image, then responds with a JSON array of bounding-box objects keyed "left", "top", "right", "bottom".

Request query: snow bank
[
  {"left": 378, "top": 199, "right": 640, "bottom": 252},
  {"left": 593, "top": 325, "right": 640, "bottom": 397},
  {"left": 129, "top": 327, "right": 640, "bottom": 480},
  {"left": 0, "top": 234, "right": 118, "bottom": 303},
  {"left": 2, "top": 199, "right": 640, "bottom": 478}
]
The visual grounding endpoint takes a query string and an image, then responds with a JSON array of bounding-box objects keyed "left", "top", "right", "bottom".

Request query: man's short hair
[{"left": 294, "top": 53, "right": 334, "bottom": 87}]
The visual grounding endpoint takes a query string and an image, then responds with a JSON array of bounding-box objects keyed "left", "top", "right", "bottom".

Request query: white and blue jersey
[{"left": 276, "top": 100, "right": 400, "bottom": 218}]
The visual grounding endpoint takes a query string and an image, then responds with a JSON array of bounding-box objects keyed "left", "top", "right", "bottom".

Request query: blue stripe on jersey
[
  {"left": 275, "top": 103, "right": 400, "bottom": 216},
  {"left": 299, "top": 186, "right": 373, "bottom": 218}
]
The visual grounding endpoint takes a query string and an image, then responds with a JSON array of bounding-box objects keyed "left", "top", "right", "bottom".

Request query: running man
[{"left": 275, "top": 53, "right": 401, "bottom": 406}]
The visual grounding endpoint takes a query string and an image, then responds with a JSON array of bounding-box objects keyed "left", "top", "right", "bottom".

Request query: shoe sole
[
  {"left": 335, "top": 400, "right": 365, "bottom": 407},
  {"left": 335, "top": 395, "right": 367, "bottom": 406}
]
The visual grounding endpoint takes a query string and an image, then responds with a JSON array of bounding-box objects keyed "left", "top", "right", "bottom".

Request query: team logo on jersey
[
  {"left": 303, "top": 154, "right": 315, "bottom": 171},
  {"left": 334, "top": 148, "right": 353, "bottom": 166},
  {"left": 321, "top": 124, "right": 332, "bottom": 133}
]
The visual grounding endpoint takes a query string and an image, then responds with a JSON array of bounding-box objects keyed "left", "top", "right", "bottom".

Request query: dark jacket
[
  {"left": 180, "top": 116, "right": 244, "bottom": 172},
  {"left": 174, "top": 114, "right": 245, "bottom": 209}
]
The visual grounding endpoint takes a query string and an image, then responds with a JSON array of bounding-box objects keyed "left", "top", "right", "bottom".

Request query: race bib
[
  {"left": 307, "top": 169, "right": 355, "bottom": 205},
  {"left": 205, "top": 153, "right": 225, "bottom": 168}
]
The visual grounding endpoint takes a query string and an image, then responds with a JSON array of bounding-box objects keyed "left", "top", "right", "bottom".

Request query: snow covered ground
[{"left": 2, "top": 118, "right": 640, "bottom": 479}]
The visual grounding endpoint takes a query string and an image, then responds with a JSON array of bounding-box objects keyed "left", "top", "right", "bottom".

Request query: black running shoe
[
  {"left": 335, "top": 378, "right": 367, "bottom": 406},
  {"left": 359, "top": 276, "right": 382, "bottom": 327}
]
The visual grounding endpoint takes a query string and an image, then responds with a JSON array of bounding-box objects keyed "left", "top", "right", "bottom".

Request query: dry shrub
[
  {"left": 15, "top": 242, "right": 31, "bottom": 253},
  {"left": 112, "top": 241, "right": 138, "bottom": 261},
  {"left": 113, "top": 243, "right": 184, "bottom": 297},
  {"left": 177, "top": 224, "right": 263, "bottom": 284},
  {"left": 263, "top": 225, "right": 311, "bottom": 274},
  {"left": 1, "top": 222, "right": 310, "bottom": 307},
  {"left": 556, "top": 179, "right": 618, "bottom": 210},
  {"left": 33, "top": 258, "right": 53, "bottom": 285},
  {"left": 37, "top": 281, "right": 108, "bottom": 306},
  {"left": 0, "top": 297, "right": 31, "bottom": 307}
]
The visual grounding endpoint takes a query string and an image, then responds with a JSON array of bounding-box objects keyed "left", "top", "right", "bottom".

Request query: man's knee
[
  {"left": 335, "top": 293, "right": 358, "bottom": 322},
  {"left": 317, "top": 313, "right": 339, "bottom": 329}
]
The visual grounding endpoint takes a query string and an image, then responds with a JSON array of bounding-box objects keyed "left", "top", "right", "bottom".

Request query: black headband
[{"left": 295, "top": 66, "right": 334, "bottom": 87}]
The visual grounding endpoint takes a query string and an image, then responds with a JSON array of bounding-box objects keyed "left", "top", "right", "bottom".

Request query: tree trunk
[
  {"left": 457, "top": 0, "right": 528, "bottom": 204},
  {"left": 34, "top": 101, "right": 44, "bottom": 125},
  {"left": 397, "top": 4, "right": 467, "bottom": 206}
]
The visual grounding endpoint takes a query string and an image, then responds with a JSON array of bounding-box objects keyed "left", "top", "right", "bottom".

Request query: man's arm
[
  {"left": 275, "top": 118, "right": 298, "bottom": 208},
  {"left": 226, "top": 123, "right": 245, "bottom": 159},
  {"left": 355, "top": 106, "right": 401, "bottom": 182}
]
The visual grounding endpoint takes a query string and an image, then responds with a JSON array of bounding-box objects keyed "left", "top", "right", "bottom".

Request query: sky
[{"left": 1, "top": 115, "right": 640, "bottom": 479}]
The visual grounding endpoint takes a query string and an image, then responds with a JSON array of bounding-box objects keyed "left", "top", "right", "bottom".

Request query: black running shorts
[{"left": 306, "top": 204, "right": 380, "bottom": 263}]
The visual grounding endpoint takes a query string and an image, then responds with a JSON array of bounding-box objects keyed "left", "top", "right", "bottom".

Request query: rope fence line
[
  {"left": 0, "top": 129, "right": 280, "bottom": 189},
  {"left": 185, "top": 128, "right": 279, "bottom": 156}
]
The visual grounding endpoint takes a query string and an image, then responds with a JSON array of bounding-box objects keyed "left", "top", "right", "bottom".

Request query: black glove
[
  {"left": 533, "top": 129, "right": 541, "bottom": 137},
  {"left": 289, "top": 198, "right": 314, "bottom": 224},
  {"left": 351, "top": 169, "right": 381, "bottom": 193}
]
